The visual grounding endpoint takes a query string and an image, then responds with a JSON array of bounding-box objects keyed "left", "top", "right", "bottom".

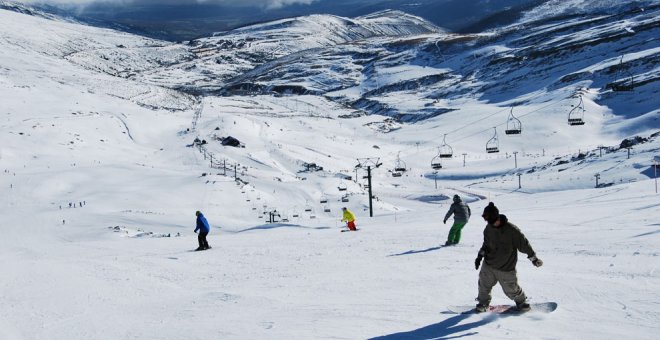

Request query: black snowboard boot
[
  {"left": 475, "top": 303, "right": 488, "bottom": 313},
  {"left": 516, "top": 301, "right": 530, "bottom": 311}
]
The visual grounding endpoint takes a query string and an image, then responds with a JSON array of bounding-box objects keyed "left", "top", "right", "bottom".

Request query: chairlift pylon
[
  {"left": 505, "top": 107, "right": 522, "bottom": 135},
  {"left": 439, "top": 134, "right": 453, "bottom": 158},
  {"left": 568, "top": 95, "right": 586, "bottom": 126},
  {"left": 486, "top": 127, "right": 500, "bottom": 153}
]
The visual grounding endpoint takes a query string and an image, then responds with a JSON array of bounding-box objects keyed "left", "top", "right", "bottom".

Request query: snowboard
[
  {"left": 340, "top": 229, "right": 359, "bottom": 232},
  {"left": 446, "top": 302, "right": 557, "bottom": 315}
]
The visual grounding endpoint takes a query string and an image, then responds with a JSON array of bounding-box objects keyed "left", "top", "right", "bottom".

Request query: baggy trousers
[
  {"left": 198, "top": 231, "right": 210, "bottom": 249},
  {"left": 477, "top": 263, "right": 526, "bottom": 306},
  {"left": 447, "top": 221, "right": 467, "bottom": 244}
]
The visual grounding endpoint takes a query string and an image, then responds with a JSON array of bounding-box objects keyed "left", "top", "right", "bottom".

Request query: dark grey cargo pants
[{"left": 477, "top": 263, "right": 527, "bottom": 306}]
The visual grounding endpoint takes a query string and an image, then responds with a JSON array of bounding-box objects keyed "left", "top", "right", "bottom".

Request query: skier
[
  {"left": 443, "top": 194, "right": 471, "bottom": 245},
  {"left": 341, "top": 207, "right": 357, "bottom": 231},
  {"left": 194, "top": 211, "right": 211, "bottom": 251},
  {"left": 474, "top": 202, "right": 543, "bottom": 312}
]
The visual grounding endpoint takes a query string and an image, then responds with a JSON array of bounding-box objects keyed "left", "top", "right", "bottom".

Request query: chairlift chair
[
  {"left": 505, "top": 107, "right": 522, "bottom": 135},
  {"left": 323, "top": 205, "right": 331, "bottom": 212},
  {"left": 431, "top": 154, "right": 443, "bottom": 170},
  {"left": 486, "top": 127, "right": 500, "bottom": 153},
  {"left": 610, "top": 55, "right": 635, "bottom": 92},
  {"left": 320, "top": 196, "right": 328, "bottom": 204},
  {"left": 392, "top": 171, "right": 403, "bottom": 177},
  {"left": 439, "top": 134, "right": 453, "bottom": 158},
  {"left": 337, "top": 182, "right": 347, "bottom": 191},
  {"left": 341, "top": 195, "right": 349, "bottom": 202},
  {"left": 394, "top": 152, "right": 407, "bottom": 172},
  {"left": 568, "top": 96, "right": 586, "bottom": 126}
]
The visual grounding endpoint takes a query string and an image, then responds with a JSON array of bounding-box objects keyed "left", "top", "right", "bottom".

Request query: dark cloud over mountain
[{"left": 15, "top": 0, "right": 544, "bottom": 41}]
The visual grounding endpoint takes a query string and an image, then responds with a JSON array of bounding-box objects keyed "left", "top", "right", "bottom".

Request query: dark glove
[
  {"left": 443, "top": 219, "right": 447, "bottom": 224},
  {"left": 530, "top": 256, "right": 543, "bottom": 267},
  {"left": 475, "top": 255, "right": 483, "bottom": 270}
]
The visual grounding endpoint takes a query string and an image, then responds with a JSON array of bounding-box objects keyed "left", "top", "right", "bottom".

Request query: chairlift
[
  {"left": 304, "top": 206, "right": 312, "bottom": 212},
  {"left": 337, "top": 182, "right": 347, "bottom": 191},
  {"left": 505, "top": 107, "right": 522, "bottom": 135},
  {"left": 323, "top": 205, "right": 331, "bottom": 213},
  {"left": 320, "top": 196, "right": 328, "bottom": 204},
  {"left": 392, "top": 171, "right": 403, "bottom": 177},
  {"left": 394, "top": 152, "right": 407, "bottom": 172},
  {"left": 610, "top": 55, "right": 635, "bottom": 92},
  {"left": 568, "top": 95, "right": 586, "bottom": 126},
  {"left": 439, "top": 134, "right": 453, "bottom": 158},
  {"left": 431, "top": 154, "right": 443, "bottom": 170},
  {"left": 341, "top": 195, "right": 349, "bottom": 202},
  {"left": 486, "top": 127, "right": 500, "bottom": 153}
]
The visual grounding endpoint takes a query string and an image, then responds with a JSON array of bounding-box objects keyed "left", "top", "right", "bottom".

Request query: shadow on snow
[
  {"left": 388, "top": 246, "right": 443, "bottom": 257},
  {"left": 235, "top": 223, "right": 331, "bottom": 233},
  {"left": 369, "top": 313, "right": 498, "bottom": 340}
]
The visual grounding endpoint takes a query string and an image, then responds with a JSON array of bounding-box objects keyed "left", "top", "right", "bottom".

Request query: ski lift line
[
  {"left": 402, "top": 94, "right": 571, "bottom": 158},
  {"left": 375, "top": 88, "right": 578, "bottom": 161},
  {"left": 448, "top": 96, "right": 573, "bottom": 145}
]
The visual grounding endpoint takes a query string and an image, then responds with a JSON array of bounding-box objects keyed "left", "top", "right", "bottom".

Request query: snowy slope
[{"left": 0, "top": 2, "right": 659, "bottom": 340}]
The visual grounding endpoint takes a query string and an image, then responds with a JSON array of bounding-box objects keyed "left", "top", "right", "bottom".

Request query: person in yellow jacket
[{"left": 341, "top": 207, "right": 357, "bottom": 231}]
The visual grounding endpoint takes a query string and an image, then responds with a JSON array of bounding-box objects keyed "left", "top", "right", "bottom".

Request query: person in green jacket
[
  {"left": 474, "top": 202, "right": 543, "bottom": 312},
  {"left": 341, "top": 207, "right": 357, "bottom": 231},
  {"left": 443, "top": 194, "right": 471, "bottom": 245}
]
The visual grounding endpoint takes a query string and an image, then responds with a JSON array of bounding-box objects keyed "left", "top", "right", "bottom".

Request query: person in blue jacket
[{"left": 194, "top": 211, "right": 211, "bottom": 251}]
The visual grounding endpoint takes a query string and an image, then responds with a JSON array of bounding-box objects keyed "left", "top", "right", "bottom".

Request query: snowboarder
[
  {"left": 443, "top": 194, "right": 471, "bottom": 245},
  {"left": 194, "top": 211, "right": 211, "bottom": 251},
  {"left": 474, "top": 202, "right": 543, "bottom": 312},
  {"left": 341, "top": 207, "right": 357, "bottom": 231}
]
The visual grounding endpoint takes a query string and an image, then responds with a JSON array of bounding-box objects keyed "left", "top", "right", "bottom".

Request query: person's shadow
[{"left": 369, "top": 313, "right": 498, "bottom": 339}]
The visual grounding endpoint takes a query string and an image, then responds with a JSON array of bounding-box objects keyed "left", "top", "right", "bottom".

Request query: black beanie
[{"left": 482, "top": 202, "right": 499, "bottom": 221}]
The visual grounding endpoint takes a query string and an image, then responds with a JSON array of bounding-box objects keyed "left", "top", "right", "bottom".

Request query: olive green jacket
[{"left": 478, "top": 214, "right": 536, "bottom": 271}]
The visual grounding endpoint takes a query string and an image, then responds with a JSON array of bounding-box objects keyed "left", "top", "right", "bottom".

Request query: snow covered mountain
[{"left": 0, "top": 1, "right": 658, "bottom": 339}]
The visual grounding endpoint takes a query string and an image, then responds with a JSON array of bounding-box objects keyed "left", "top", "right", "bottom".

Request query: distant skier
[
  {"left": 341, "top": 207, "right": 357, "bottom": 231},
  {"left": 474, "top": 202, "right": 543, "bottom": 312},
  {"left": 443, "top": 194, "right": 471, "bottom": 245},
  {"left": 194, "top": 211, "right": 211, "bottom": 251}
]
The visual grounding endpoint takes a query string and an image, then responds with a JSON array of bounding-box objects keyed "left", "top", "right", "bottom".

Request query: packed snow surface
[{"left": 0, "top": 2, "right": 659, "bottom": 339}]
